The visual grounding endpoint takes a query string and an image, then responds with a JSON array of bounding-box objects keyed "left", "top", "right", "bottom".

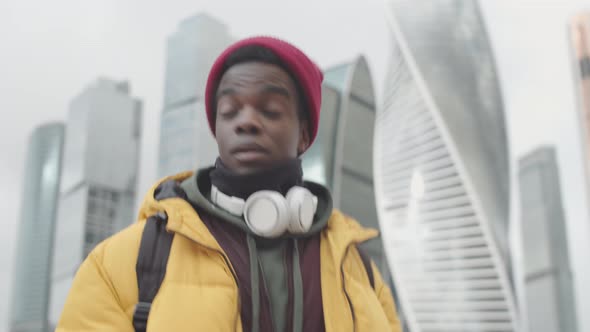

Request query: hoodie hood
[{"left": 180, "top": 167, "right": 333, "bottom": 238}]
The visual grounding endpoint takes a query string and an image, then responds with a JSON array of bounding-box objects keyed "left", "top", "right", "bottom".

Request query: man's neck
[{"left": 209, "top": 158, "right": 303, "bottom": 200}]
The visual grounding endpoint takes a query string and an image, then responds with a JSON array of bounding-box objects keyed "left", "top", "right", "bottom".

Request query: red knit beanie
[{"left": 204, "top": 36, "right": 324, "bottom": 146}]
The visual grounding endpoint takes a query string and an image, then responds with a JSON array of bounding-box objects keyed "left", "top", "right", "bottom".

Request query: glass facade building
[
  {"left": 158, "top": 14, "right": 234, "bottom": 177},
  {"left": 302, "top": 56, "right": 387, "bottom": 273},
  {"left": 48, "top": 79, "right": 142, "bottom": 327},
  {"left": 519, "top": 147, "right": 577, "bottom": 332},
  {"left": 10, "top": 123, "right": 64, "bottom": 332},
  {"left": 374, "top": 1, "right": 518, "bottom": 331}
]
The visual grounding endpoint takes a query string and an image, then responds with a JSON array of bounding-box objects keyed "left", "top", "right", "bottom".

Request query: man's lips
[
  {"left": 231, "top": 144, "right": 269, "bottom": 163},
  {"left": 231, "top": 143, "right": 268, "bottom": 154}
]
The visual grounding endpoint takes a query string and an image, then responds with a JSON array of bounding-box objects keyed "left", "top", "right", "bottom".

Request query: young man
[{"left": 56, "top": 36, "right": 401, "bottom": 332}]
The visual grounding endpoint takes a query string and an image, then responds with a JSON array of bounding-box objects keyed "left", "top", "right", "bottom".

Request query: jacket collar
[
  {"left": 324, "top": 210, "right": 378, "bottom": 261},
  {"left": 137, "top": 171, "right": 224, "bottom": 253},
  {"left": 137, "top": 171, "right": 379, "bottom": 257}
]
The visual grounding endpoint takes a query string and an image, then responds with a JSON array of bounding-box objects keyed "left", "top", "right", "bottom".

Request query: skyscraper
[
  {"left": 48, "top": 78, "right": 142, "bottom": 327},
  {"left": 570, "top": 13, "right": 590, "bottom": 225},
  {"left": 158, "top": 13, "right": 234, "bottom": 177},
  {"left": 519, "top": 147, "right": 577, "bottom": 332},
  {"left": 10, "top": 123, "right": 64, "bottom": 332},
  {"left": 302, "top": 55, "right": 387, "bottom": 272},
  {"left": 374, "top": 1, "right": 518, "bottom": 331}
]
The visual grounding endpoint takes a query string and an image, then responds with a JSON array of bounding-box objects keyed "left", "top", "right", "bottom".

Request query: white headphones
[{"left": 211, "top": 185, "right": 318, "bottom": 238}]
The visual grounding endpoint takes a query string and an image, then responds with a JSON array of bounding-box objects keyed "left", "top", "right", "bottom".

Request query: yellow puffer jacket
[{"left": 56, "top": 172, "right": 402, "bottom": 331}]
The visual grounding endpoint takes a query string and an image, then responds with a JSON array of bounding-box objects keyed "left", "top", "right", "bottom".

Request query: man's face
[{"left": 214, "top": 62, "right": 310, "bottom": 174}]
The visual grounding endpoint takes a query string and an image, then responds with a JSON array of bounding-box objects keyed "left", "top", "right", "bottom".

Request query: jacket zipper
[
  {"left": 174, "top": 231, "right": 239, "bottom": 284},
  {"left": 341, "top": 245, "right": 356, "bottom": 332}
]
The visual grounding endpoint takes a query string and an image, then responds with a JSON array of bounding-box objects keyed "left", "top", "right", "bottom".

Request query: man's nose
[{"left": 235, "top": 106, "right": 262, "bottom": 135}]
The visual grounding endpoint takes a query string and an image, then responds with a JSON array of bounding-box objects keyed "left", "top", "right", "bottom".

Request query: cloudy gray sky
[{"left": 1, "top": 0, "right": 589, "bottom": 330}]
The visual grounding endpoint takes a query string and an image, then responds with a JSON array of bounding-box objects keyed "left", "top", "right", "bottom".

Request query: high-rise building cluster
[{"left": 10, "top": 7, "right": 587, "bottom": 332}]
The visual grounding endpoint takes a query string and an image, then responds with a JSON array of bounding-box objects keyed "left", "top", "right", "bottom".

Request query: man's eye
[
  {"left": 218, "top": 106, "right": 238, "bottom": 119},
  {"left": 263, "top": 110, "right": 281, "bottom": 119}
]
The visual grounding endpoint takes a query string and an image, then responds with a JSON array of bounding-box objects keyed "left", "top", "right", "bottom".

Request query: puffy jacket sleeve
[
  {"left": 371, "top": 261, "right": 403, "bottom": 332},
  {"left": 55, "top": 245, "right": 134, "bottom": 332}
]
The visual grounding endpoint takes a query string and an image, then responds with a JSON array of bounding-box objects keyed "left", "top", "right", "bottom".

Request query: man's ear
[{"left": 297, "top": 120, "right": 311, "bottom": 156}]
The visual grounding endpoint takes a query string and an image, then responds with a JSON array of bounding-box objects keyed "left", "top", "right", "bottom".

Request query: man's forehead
[{"left": 218, "top": 62, "right": 295, "bottom": 88}]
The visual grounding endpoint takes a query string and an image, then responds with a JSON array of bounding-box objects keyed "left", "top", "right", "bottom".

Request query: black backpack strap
[
  {"left": 357, "top": 245, "right": 375, "bottom": 290},
  {"left": 133, "top": 211, "right": 174, "bottom": 332}
]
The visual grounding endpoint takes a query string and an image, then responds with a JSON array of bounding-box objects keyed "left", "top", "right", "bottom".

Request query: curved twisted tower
[{"left": 374, "top": 1, "right": 518, "bottom": 331}]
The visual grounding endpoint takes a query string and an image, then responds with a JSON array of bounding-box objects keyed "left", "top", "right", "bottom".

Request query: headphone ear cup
[
  {"left": 285, "top": 186, "right": 317, "bottom": 234},
  {"left": 244, "top": 190, "right": 289, "bottom": 237}
]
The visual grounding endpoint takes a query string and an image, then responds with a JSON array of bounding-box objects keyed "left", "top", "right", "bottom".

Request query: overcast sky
[{"left": 1, "top": 0, "right": 590, "bottom": 330}]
